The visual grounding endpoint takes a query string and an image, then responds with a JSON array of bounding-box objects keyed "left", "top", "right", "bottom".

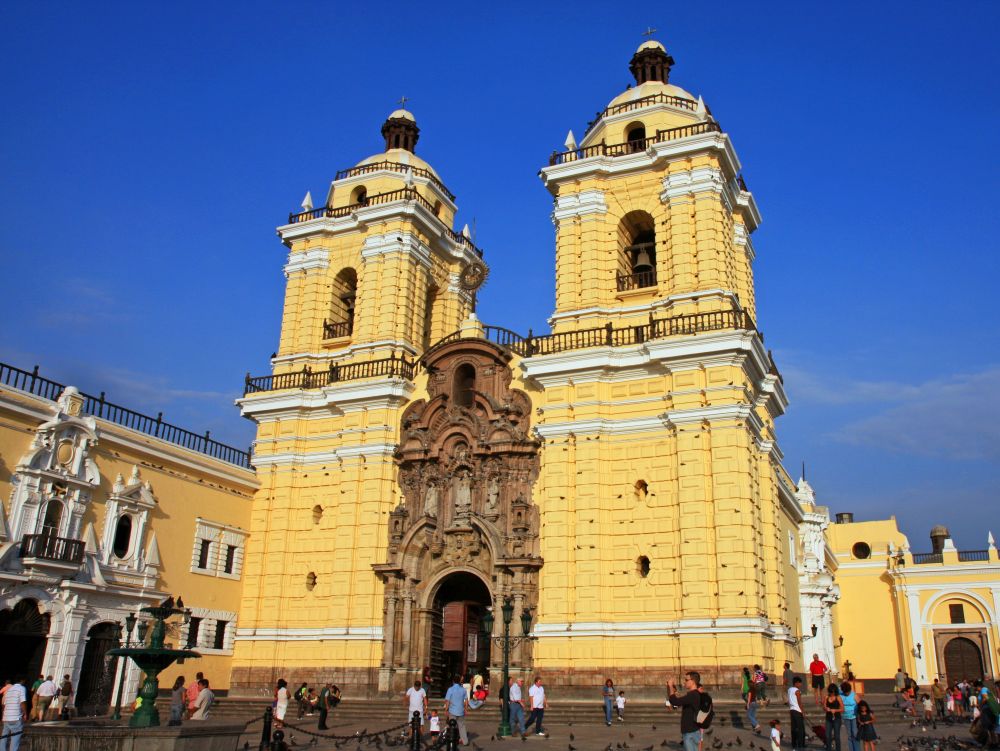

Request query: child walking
[
  {"left": 770, "top": 720, "right": 782, "bottom": 751},
  {"left": 857, "top": 701, "right": 878, "bottom": 751},
  {"left": 616, "top": 690, "right": 627, "bottom": 721},
  {"left": 429, "top": 709, "right": 441, "bottom": 738}
]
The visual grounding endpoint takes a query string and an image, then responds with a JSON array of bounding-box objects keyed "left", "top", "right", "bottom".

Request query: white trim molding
[{"left": 234, "top": 626, "right": 383, "bottom": 642}]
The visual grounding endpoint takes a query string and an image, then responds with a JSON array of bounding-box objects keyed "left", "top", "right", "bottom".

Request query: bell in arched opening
[{"left": 632, "top": 245, "right": 654, "bottom": 275}]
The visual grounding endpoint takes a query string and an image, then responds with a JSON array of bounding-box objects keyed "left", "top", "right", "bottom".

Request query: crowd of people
[
  {"left": 165, "top": 671, "right": 216, "bottom": 723},
  {"left": 270, "top": 678, "right": 342, "bottom": 730}
]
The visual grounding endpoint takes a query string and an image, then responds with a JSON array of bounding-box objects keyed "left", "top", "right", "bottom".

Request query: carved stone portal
[{"left": 373, "top": 339, "right": 542, "bottom": 695}]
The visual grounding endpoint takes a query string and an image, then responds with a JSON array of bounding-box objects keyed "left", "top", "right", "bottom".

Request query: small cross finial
[
  {"left": 397, "top": 95, "right": 409, "bottom": 108},
  {"left": 642, "top": 26, "right": 657, "bottom": 39}
]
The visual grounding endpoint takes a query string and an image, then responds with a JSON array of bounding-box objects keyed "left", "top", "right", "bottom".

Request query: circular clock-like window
[
  {"left": 56, "top": 439, "right": 74, "bottom": 466},
  {"left": 852, "top": 542, "right": 872, "bottom": 560}
]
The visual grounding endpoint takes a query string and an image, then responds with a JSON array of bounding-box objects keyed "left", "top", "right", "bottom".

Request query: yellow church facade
[
  {"left": 3, "top": 39, "right": 998, "bottom": 705},
  {"left": 231, "top": 40, "right": 808, "bottom": 696}
]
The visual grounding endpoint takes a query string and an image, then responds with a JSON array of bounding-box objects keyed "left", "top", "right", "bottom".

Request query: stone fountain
[{"left": 108, "top": 597, "right": 200, "bottom": 727}]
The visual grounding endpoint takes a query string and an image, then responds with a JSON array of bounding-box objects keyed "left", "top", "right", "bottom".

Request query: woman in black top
[{"left": 824, "top": 683, "right": 844, "bottom": 751}]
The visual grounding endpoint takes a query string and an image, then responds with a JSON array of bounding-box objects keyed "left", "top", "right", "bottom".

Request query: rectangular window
[
  {"left": 197, "top": 539, "right": 211, "bottom": 569},
  {"left": 788, "top": 531, "right": 797, "bottom": 567},
  {"left": 213, "top": 620, "right": 228, "bottom": 650},
  {"left": 949, "top": 604, "right": 965, "bottom": 624},
  {"left": 224, "top": 545, "right": 236, "bottom": 574},
  {"left": 187, "top": 617, "right": 202, "bottom": 647}
]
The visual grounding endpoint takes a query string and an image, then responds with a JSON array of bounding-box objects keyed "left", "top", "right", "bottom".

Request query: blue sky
[{"left": 1, "top": 2, "right": 997, "bottom": 550}]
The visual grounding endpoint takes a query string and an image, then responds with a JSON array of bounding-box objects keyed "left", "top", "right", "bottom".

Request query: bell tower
[
  {"left": 271, "top": 108, "right": 487, "bottom": 370},
  {"left": 232, "top": 110, "right": 489, "bottom": 693},
  {"left": 541, "top": 40, "right": 760, "bottom": 334}
]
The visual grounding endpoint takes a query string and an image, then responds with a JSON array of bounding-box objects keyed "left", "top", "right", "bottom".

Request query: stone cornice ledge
[
  {"left": 235, "top": 626, "right": 382, "bottom": 642},
  {"left": 662, "top": 404, "right": 764, "bottom": 436},
  {"left": 238, "top": 378, "right": 415, "bottom": 419},
  {"left": 521, "top": 330, "right": 768, "bottom": 387}
]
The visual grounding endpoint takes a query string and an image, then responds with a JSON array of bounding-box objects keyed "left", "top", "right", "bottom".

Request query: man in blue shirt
[{"left": 443, "top": 674, "right": 469, "bottom": 746}]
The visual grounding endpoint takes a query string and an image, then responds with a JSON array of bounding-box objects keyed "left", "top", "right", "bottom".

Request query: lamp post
[
  {"left": 111, "top": 613, "right": 138, "bottom": 720},
  {"left": 480, "top": 597, "right": 533, "bottom": 738}
]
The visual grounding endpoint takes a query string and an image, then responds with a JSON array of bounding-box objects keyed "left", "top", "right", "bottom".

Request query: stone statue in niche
[
  {"left": 452, "top": 469, "right": 472, "bottom": 526},
  {"left": 423, "top": 478, "right": 440, "bottom": 517},
  {"left": 486, "top": 475, "right": 500, "bottom": 513}
]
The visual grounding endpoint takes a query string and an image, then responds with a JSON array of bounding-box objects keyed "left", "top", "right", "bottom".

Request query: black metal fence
[
  {"left": 0, "top": 362, "right": 252, "bottom": 468},
  {"left": 244, "top": 354, "right": 416, "bottom": 396}
]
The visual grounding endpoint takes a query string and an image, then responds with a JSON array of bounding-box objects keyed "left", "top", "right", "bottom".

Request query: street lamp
[
  {"left": 111, "top": 613, "right": 138, "bottom": 720},
  {"left": 480, "top": 597, "right": 534, "bottom": 737}
]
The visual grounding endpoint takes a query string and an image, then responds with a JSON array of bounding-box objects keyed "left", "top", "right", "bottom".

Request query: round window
[
  {"left": 112, "top": 515, "right": 133, "bottom": 558},
  {"left": 852, "top": 542, "right": 871, "bottom": 560}
]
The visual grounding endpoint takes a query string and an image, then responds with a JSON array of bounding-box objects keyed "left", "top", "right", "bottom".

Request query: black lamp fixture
[
  {"left": 481, "top": 607, "right": 494, "bottom": 635},
  {"left": 839, "top": 635, "right": 844, "bottom": 647},
  {"left": 810, "top": 623, "right": 818, "bottom": 638},
  {"left": 914, "top": 642, "right": 922, "bottom": 658},
  {"left": 124, "top": 612, "right": 138, "bottom": 639},
  {"left": 136, "top": 619, "right": 150, "bottom": 644},
  {"left": 520, "top": 607, "right": 533, "bottom": 636}
]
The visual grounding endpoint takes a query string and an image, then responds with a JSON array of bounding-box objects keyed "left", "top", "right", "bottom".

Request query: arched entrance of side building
[
  {"left": 75, "top": 622, "right": 121, "bottom": 716},
  {"left": 934, "top": 631, "right": 989, "bottom": 683},
  {"left": 0, "top": 599, "right": 50, "bottom": 683}
]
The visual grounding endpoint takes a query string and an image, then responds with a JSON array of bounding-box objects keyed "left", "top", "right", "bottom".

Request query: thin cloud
[{"left": 833, "top": 369, "right": 1000, "bottom": 460}]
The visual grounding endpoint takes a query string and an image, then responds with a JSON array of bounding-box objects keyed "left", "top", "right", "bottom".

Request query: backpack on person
[{"left": 696, "top": 692, "right": 715, "bottom": 729}]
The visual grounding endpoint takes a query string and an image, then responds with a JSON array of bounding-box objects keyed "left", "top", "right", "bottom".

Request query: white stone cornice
[
  {"left": 736, "top": 190, "right": 762, "bottom": 232},
  {"left": 539, "top": 130, "right": 740, "bottom": 193},
  {"left": 277, "top": 200, "right": 480, "bottom": 268},
  {"left": 283, "top": 247, "right": 329, "bottom": 277},
  {"left": 733, "top": 223, "right": 756, "bottom": 261},
  {"left": 548, "top": 288, "right": 741, "bottom": 326},
  {"left": 755, "top": 373, "right": 789, "bottom": 418},
  {"left": 271, "top": 340, "right": 420, "bottom": 366},
  {"left": 238, "top": 377, "right": 415, "bottom": 419},
  {"left": 533, "top": 415, "right": 665, "bottom": 440},
  {"left": 551, "top": 190, "right": 608, "bottom": 224},
  {"left": 235, "top": 625, "right": 383, "bottom": 641},
  {"left": 361, "top": 231, "right": 432, "bottom": 270},
  {"left": 521, "top": 329, "right": 771, "bottom": 388},
  {"left": 533, "top": 616, "right": 784, "bottom": 638},
  {"left": 662, "top": 403, "right": 764, "bottom": 436},
  {"left": 659, "top": 166, "right": 734, "bottom": 211},
  {"left": 250, "top": 442, "right": 398, "bottom": 468}
]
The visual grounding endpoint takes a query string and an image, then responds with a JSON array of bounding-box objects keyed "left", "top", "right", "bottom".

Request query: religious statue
[
  {"left": 452, "top": 469, "right": 472, "bottom": 525},
  {"left": 486, "top": 475, "right": 500, "bottom": 512},
  {"left": 423, "top": 479, "right": 439, "bottom": 517}
]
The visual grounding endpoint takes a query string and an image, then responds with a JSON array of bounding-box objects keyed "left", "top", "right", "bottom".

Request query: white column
[{"left": 906, "top": 590, "right": 927, "bottom": 681}]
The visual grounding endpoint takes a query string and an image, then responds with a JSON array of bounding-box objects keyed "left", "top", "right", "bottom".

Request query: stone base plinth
[{"left": 23, "top": 720, "right": 246, "bottom": 751}]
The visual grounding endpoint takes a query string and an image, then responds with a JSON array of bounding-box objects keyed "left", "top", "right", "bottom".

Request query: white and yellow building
[
  {"left": 0, "top": 364, "right": 256, "bottom": 708},
  {"left": 828, "top": 513, "right": 1000, "bottom": 686}
]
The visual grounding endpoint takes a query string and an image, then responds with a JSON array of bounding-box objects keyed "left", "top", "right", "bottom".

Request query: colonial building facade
[
  {"left": 0, "top": 365, "right": 255, "bottom": 709},
  {"left": 231, "top": 40, "right": 808, "bottom": 696}
]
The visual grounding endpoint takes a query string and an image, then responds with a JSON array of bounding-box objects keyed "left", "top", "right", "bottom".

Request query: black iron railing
[
  {"left": 244, "top": 354, "right": 416, "bottom": 396},
  {"left": 322, "top": 319, "right": 353, "bottom": 339},
  {"left": 286, "top": 187, "right": 483, "bottom": 258},
  {"left": 617, "top": 268, "right": 657, "bottom": 292},
  {"left": 0, "top": 362, "right": 252, "bottom": 468},
  {"left": 20, "top": 534, "right": 85, "bottom": 564},
  {"left": 958, "top": 550, "right": 991, "bottom": 562},
  {"left": 335, "top": 160, "right": 456, "bottom": 201},
  {"left": 426, "top": 309, "right": 756, "bottom": 360},
  {"left": 583, "top": 92, "right": 698, "bottom": 137},
  {"left": 549, "top": 121, "right": 723, "bottom": 166},
  {"left": 912, "top": 552, "right": 944, "bottom": 565}
]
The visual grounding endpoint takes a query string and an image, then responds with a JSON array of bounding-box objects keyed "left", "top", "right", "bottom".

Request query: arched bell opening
[
  {"left": 616, "top": 211, "right": 657, "bottom": 291},
  {"left": 325, "top": 267, "right": 358, "bottom": 339}
]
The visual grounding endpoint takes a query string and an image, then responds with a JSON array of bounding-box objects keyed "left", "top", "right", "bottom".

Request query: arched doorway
[
  {"left": 944, "top": 636, "right": 984, "bottom": 681},
  {"left": 430, "top": 572, "right": 492, "bottom": 697},
  {"left": 0, "top": 599, "right": 50, "bottom": 682},
  {"left": 75, "top": 622, "right": 120, "bottom": 716}
]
